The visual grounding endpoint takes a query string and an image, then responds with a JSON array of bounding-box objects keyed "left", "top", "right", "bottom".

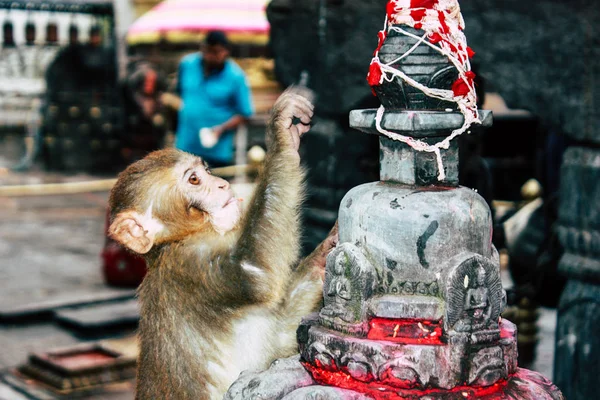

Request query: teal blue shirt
[{"left": 175, "top": 53, "right": 254, "bottom": 164}]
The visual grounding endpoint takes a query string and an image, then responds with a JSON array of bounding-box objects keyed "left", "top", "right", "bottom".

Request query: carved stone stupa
[{"left": 226, "top": 1, "right": 564, "bottom": 398}]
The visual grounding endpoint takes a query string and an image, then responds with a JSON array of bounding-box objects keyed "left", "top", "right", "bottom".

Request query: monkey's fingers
[
  {"left": 283, "top": 85, "right": 315, "bottom": 105},
  {"left": 289, "top": 124, "right": 301, "bottom": 150},
  {"left": 296, "top": 122, "right": 311, "bottom": 136}
]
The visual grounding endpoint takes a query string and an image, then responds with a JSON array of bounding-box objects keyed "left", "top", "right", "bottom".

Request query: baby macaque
[{"left": 108, "top": 88, "right": 337, "bottom": 399}]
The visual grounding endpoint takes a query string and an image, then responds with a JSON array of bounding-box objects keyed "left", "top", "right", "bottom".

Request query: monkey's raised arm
[{"left": 232, "top": 89, "right": 313, "bottom": 304}]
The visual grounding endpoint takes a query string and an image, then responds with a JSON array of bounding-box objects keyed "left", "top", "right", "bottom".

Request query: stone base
[
  {"left": 298, "top": 321, "right": 517, "bottom": 390},
  {"left": 225, "top": 355, "right": 564, "bottom": 400}
]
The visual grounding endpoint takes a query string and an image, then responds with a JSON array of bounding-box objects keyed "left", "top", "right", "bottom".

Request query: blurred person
[
  {"left": 174, "top": 30, "right": 254, "bottom": 167},
  {"left": 68, "top": 24, "right": 79, "bottom": 46},
  {"left": 122, "top": 60, "right": 168, "bottom": 163},
  {"left": 88, "top": 24, "right": 102, "bottom": 48}
]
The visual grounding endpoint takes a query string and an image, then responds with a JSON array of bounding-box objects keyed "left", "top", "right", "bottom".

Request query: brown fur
[{"left": 108, "top": 89, "right": 336, "bottom": 399}]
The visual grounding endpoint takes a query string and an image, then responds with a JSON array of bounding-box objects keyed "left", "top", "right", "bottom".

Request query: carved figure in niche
[
  {"left": 461, "top": 266, "right": 492, "bottom": 328},
  {"left": 320, "top": 243, "right": 375, "bottom": 330},
  {"left": 444, "top": 253, "right": 504, "bottom": 335},
  {"left": 321, "top": 252, "right": 354, "bottom": 322}
]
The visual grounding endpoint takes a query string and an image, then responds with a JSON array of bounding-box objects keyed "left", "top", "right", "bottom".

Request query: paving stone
[{"left": 55, "top": 299, "right": 139, "bottom": 332}]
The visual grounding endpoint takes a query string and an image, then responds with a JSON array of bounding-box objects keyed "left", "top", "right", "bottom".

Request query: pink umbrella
[{"left": 127, "top": 0, "right": 270, "bottom": 45}]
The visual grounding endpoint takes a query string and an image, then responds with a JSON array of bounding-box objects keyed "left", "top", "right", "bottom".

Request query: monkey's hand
[
  {"left": 297, "top": 221, "right": 339, "bottom": 281},
  {"left": 268, "top": 86, "right": 314, "bottom": 154}
]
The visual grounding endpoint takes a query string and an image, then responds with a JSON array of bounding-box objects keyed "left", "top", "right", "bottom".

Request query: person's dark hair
[
  {"left": 205, "top": 30, "right": 229, "bottom": 48},
  {"left": 90, "top": 25, "right": 102, "bottom": 36}
]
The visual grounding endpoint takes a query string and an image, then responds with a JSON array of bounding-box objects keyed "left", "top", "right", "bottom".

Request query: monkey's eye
[{"left": 188, "top": 173, "right": 200, "bottom": 185}]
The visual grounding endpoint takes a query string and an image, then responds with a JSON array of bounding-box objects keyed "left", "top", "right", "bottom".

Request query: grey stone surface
[
  {"left": 54, "top": 299, "right": 139, "bottom": 330},
  {"left": 338, "top": 183, "right": 493, "bottom": 285},
  {"left": 349, "top": 109, "right": 493, "bottom": 136},
  {"left": 224, "top": 356, "right": 315, "bottom": 400},
  {"left": 369, "top": 295, "right": 444, "bottom": 320},
  {"left": 379, "top": 136, "right": 460, "bottom": 185},
  {"left": 282, "top": 386, "right": 370, "bottom": 400},
  {"left": 349, "top": 109, "right": 492, "bottom": 185}
]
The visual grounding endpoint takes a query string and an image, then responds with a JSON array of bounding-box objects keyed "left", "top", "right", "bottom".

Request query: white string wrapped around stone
[{"left": 370, "top": 0, "right": 480, "bottom": 180}]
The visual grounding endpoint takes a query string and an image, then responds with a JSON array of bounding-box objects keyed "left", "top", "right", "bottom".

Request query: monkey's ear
[{"left": 108, "top": 211, "right": 163, "bottom": 254}]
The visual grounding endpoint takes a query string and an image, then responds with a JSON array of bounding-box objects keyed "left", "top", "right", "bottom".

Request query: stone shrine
[{"left": 226, "top": 1, "right": 564, "bottom": 398}]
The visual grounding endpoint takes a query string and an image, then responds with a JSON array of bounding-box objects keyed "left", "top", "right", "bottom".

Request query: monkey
[{"left": 108, "top": 88, "right": 338, "bottom": 399}]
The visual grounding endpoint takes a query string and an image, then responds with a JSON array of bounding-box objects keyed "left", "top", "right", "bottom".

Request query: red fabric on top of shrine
[
  {"left": 367, "top": 61, "right": 384, "bottom": 87},
  {"left": 374, "top": 30, "right": 388, "bottom": 55},
  {"left": 386, "top": 1, "right": 398, "bottom": 20},
  {"left": 428, "top": 32, "right": 443, "bottom": 44},
  {"left": 411, "top": 0, "right": 439, "bottom": 8},
  {"left": 437, "top": 10, "right": 450, "bottom": 34},
  {"left": 410, "top": 9, "right": 427, "bottom": 22},
  {"left": 304, "top": 361, "right": 509, "bottom": 400},
  {"left": 452, "top": 71, "right": 476, "bottom": 97},
  {"left": 467, "top": 46, "right": 476, "bottom": 59}
]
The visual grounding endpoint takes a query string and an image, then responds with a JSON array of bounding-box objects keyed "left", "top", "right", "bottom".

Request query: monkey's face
[{"left": 176, "top": 159, "right": 241, "bottom": 235}]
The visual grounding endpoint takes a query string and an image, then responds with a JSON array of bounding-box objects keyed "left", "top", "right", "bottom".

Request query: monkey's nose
[{"left": 218, "top": 179, "right": 230, "bottom": 190}]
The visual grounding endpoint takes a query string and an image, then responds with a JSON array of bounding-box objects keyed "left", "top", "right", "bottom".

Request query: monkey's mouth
[{"left": 223, "top": 197, "right": 237, "bottom": 208}]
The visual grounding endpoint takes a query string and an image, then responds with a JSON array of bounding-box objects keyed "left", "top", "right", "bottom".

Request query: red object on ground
[{"left": 101, "top": 209, "right": 147, "bottom": 287}]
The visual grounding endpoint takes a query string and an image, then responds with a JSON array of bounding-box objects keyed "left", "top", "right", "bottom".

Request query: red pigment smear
[
  {"left": 367, "top": 61, "right": 384, "bottom": 87},
  {"left": 411, "top": 0, "right": 438, "bottom": 8},
  {"left": 304, "top": 362, "right": 509, "bottom": 400},
  {"left": 500, "top": 320, "right": 516, "bottom": 339},
  {"left": 368, "top": 318, "right": 444, "bottom": 345}
]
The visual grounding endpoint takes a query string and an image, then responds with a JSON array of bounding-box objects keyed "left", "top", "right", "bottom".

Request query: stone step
[
  {"left": 0, "top": 289, "right": 136, "bottom": 322},
  {"left": 54, "top": 299, "right": 139, "bottom": 333}
]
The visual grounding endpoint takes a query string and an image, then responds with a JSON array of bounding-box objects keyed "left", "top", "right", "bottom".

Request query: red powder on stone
[
  {"left": 304, "top": 361, "right": 509, "bottom": 400},
  {"left": 367, "top": 318, "right": 444, "bottom": 345}
]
